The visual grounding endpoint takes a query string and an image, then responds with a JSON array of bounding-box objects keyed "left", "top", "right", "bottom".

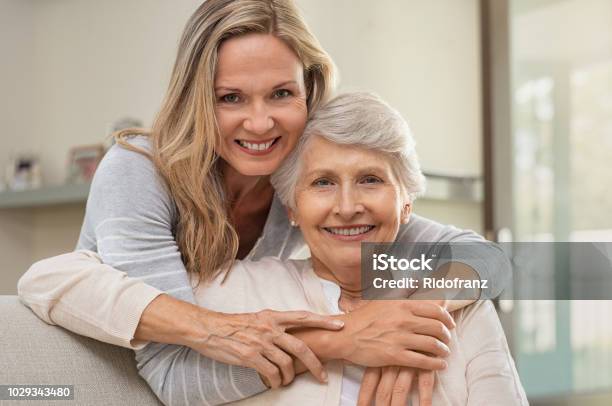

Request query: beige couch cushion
[{"left": 0, "top": 296, "right": 161, "bottom": 405}]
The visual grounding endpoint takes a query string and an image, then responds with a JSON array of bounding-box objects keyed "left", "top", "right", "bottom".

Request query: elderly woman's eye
[
  {"left": 220, "top": 93, "right": 241, "bottom": 103},
  {"left": 313, "top": 178, "right": 333, "bottom": 187},
  {"left": 272, "top": 89, "right": 292, "bottom": 99},
  {"left": 361, "top": 175, "right": 383, "bottom": 184}
]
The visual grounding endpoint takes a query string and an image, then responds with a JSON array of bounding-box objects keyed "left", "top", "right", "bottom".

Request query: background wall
[{"left": 0, "top": 0, "right": 483, "bottom": 293}]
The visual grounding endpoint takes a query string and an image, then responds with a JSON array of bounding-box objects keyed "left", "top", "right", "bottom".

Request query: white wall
[
  {"left": 299, "top": 0, "right": 483, "bottom": 177},
  {"left": 1, "top": 0, "right": 482, "bottom": 185},
  {"left": 0, "top": 0, "right": 483, "bottom": 293}
]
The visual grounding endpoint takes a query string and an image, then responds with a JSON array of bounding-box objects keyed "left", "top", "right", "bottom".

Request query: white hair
[{"left": 271, "top": 92, "right": 426, "bottom": 208}]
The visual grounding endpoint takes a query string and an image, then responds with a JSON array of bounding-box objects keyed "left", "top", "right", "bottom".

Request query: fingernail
[
  {"left": 333, "top": 320, "right": 344, "bottom": 328},
  {"left": 322, "top": 370, "right": 328, "bottom": 382},
  {"left": 442, "top": 360, "right": 448, "bottom": 369}
]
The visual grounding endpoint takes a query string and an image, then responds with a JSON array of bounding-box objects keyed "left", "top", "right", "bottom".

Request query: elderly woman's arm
[{"left": 457, "top": 300, "right": 528, "bottom": 405}]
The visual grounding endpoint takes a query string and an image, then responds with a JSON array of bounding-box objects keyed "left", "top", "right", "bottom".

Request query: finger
[
  {"left": 412, "top": 302, "right": 456, "bottom": 330},
  {"left": 274, "top": 333, "right": 327, "bottom": 383},
  {"left": 358, "top": 367, "right": 381, "bottom": 406},
  {"left": 375, "top": 366, "right": 400, "bottom": 406},
  {"left": 418, "top": 370, "right": 435, "bottom": 406},
  {"left": 250, "top": 354, "right": 282, "bottom": 389},
  {"left": 261, "top": 345, "right": 295, "bottom": 386},
  {"left": 391, "top": 368, "right": 415, "bottom": 406},
  {"left": 411, "top": 317, "right": 452, "bottom": 344},
  {"left": 397, "top": 333, "right": 450, "bottom": 358},
  {"left": 396, "top": 350, "right": 448, "bottom": 370},
  {"left": 275, "top": 310, "right": 345, "bottom": 330}
]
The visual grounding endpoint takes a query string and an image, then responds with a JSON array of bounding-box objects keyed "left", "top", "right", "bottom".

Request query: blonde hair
[{"left": 115, "top": 0, "right": 335, "bottom": 281}]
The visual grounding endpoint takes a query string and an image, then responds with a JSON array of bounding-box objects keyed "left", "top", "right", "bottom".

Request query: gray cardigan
[{"left": 76, "top": 136, "right": 510, "bottom": 405}]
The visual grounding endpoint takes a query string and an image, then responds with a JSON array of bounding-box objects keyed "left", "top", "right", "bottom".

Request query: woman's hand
[
  {"left": 189, "top": 309, "right": 344, "bottom": 389},
  {"left": 357, "top": 367, "right": 435, "bottom": 406},
  {"left": 336, "top": 300, "right": 455, "bottom": 370}
]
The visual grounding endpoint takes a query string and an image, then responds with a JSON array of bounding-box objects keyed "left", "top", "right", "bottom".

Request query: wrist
[
  {"left": 325, "top": 314, "right": 354, "bottom": 361},
  {"left": 135, "top": 294, "right": 212, "bottom": 348}
]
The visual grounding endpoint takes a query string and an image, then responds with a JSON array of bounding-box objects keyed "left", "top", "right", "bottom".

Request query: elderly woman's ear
[
  {"left": 401, "top": 203, "right": 412, "bottom": 224},
  {"left": 286, "top": 207, "right": 298, "bottom": 227}
]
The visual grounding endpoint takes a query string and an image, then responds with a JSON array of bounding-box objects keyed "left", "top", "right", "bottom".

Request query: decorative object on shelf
[
  {"left": 4, "top": 154, "right": 42, "bottom": 191},
  {"left": 106, "top": 117, "right": 144, "bottom": 149},
  {"left": 65, "top": 144, "right": 106, "bottom": 184}
]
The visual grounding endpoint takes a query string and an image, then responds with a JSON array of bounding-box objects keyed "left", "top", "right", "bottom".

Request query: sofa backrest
[{"left": 0, "top": 296, "right": 161, "bottom": 405}]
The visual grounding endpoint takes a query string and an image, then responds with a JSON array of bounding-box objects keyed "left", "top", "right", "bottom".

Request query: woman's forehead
[
  {"left": 215, "top": 33, "right": 303, "bottom": 86},
  {"left": 301, "top": 136, "right": 393, "bottom": 176}
]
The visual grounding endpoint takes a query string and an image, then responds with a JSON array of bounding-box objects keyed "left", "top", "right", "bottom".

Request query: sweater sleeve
[
  {"left": 25, "top": 138, "right": 267, "bottom": 405},
  {"left": 397, "top": 214, "right": 512, "bottom": 299},
  {"left": 457, "top": 301, "right": 528, "bottom": 405},
  {"left": 17, "top": 249, "right": 162, "bottom": 349}
]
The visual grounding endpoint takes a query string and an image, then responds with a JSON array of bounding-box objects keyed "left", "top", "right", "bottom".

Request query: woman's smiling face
[
  {"left": 291, "top": 135, "right": 411, "bottom": 273},
  {"left": 214, "top": 33, "right": 308, "bottom": 176}
]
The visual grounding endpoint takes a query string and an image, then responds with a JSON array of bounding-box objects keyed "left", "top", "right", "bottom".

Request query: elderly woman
[{"left": 183, "top": 92, "right": 527, "bottom": 405}]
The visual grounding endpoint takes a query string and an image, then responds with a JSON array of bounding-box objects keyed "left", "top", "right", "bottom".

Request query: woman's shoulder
[
  {"left": 452, "top": 300, "right": 504, "bottom": 337},
  {"left": 397, "top": 213, "right": 483, "bottom": 243},
  {"left": 99, "top": 135, "right": 154, "bottom": 173},
  {"left": 86, "top": 135, "right": 176, "bottom": 220},
  {"left": 93, "top": 136, "right": 167, "bottom": 194}
]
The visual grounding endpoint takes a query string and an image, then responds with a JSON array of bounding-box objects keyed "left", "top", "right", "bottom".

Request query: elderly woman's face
[
  {"left": 291, "top": 136, "right": 410, "bottom": 272},
  {"left": 215, "top": 33, "right": 308, "bottom": 176}
]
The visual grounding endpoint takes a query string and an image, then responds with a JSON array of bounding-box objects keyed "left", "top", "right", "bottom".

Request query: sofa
[{"left": 0, "top": 295, "right": 162, "bottom": 405}]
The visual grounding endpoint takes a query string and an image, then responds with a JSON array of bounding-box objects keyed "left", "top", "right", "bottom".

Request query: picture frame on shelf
[
  {"left": 4, "top": 154, "right": 42, "bottom": 191},
  {"left": 65, "top": 144, "right": 106, "bottom": 184}
]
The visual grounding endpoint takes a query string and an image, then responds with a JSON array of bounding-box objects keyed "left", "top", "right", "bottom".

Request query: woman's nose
[
  {"left": 243, "top": 102, "right": 274, "bottom": 135},
  {"left": 334, "top": 187, "right": 365, "bottom": 219}
]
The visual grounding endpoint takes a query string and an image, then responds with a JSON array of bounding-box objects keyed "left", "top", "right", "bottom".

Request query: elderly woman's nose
[
  {"left": 243, "top": 102, "right": 274, "bottom": 135},
  {"left": 334, "top": 186, "right": 365, "bottom": 218}
]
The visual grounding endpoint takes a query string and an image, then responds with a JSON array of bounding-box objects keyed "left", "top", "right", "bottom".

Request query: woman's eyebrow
[
  {"left": 215, "top": 81, "right": 298, "bottom": 93},
  {"left": 214, "top": 86, "right": 241, "bottom": 92},
  {"left": 356, "top": 166, "right": 387, "bottom": 175},
  {"left": 303, "top": 168, "right": 335, "bottom": 178},
  {"left": 273, "top": 80, "right": 298, "bottom": 89}
]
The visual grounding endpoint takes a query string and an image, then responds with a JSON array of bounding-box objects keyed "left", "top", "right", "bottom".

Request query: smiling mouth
[
  {"left": 323, "top": 225, "right": 376, "bottom": 236},
  {"left": 234, "top": 136, "right": 281, "bottom": 152}
]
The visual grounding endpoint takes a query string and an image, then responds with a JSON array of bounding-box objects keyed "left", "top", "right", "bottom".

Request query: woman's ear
[{"left": 401, "top": 202, "right": 412, "bottom": 224}]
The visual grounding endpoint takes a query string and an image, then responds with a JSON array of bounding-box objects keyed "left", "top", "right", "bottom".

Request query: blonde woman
[{"left": 19, "top": 1, "right": 511, "bottom": 405}]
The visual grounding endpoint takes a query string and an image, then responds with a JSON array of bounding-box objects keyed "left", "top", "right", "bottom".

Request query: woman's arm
[
  {"left": 18, "top": 250, "right": 162, "bottom": 349},
  {"left": 458, "top": 301, "right": 528, "bottom": 405},
  {"left": 397, "top": 215, "right": 513, "bottom": 306},
  {"left": 18, "top": 139, "right": 338, "bottom": 405}
]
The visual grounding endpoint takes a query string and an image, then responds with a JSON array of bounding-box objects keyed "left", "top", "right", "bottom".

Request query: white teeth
[
  {"left": 238, "top": 139, "right": 275, "bottom": 151},
  {"left": 326, "top": 226, "right": 374, "bottom": 236}
]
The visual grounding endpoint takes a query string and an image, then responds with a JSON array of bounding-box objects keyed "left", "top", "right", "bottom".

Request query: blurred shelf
[
  {"left": 0, "top": 174, "right": 481, "bottom": 209},
  {"left": 421, "top": 173, "right": 483, "bottom": 203},
  {"left": 0, "top": 183, "right": 90, "bottom": 209}
]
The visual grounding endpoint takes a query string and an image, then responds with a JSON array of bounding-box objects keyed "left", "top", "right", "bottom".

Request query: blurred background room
[{"left": 0, "top": 0, "right": 610, "bottom": 404}]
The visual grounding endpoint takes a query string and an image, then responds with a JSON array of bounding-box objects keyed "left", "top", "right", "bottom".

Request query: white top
[
  {"left": 318, "top": 277, "right": 365, "bottom": 406},
  {"left": 194, "top": 257, "right": 528, "bottom": 405}
]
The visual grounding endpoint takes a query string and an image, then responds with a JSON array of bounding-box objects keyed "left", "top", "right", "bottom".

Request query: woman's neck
[
  {"left": 220, "top": 160, "right": 271, "bottom": 207},
  {"left": 311, "top": 257, "right": 365, "bottom": 312}
]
